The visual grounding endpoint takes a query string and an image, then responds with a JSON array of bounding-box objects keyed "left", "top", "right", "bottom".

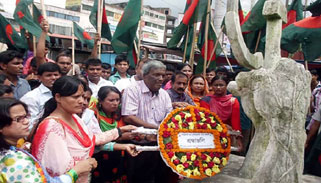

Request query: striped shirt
[{"left": 121, "top": 80, "right": 173, "bottom": 126}]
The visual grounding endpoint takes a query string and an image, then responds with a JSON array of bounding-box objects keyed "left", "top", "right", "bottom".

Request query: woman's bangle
[
  {"left": 117, "top": 127, "right": 122, "bottom": 138},
  {"left": 67, "top": 169, "right": 78, "bottom": 183}
]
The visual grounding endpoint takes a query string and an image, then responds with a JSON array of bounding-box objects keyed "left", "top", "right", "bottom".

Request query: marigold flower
[
  {"left": 162, "top": 131, "right": 171, "bottom": 138},
  {"left": 176, "top": 164, "right": 184, "bottom": 173},
  {"left": 213, "top": 157, "right": 221, "bottom": 164},
  {"left": 205, "top": 168, "right": 212, "bottom": 176},
  {"left": 222, "top": 158, "right": 227, "bottom": 166},
  {"left": 188, "top": 122, "right": 194, "bottom": 130},
  {"left": 175, "top": 115, "right": 182, "bottom": 122},
  {"left": 191, "top": 154, "right": 197, "bottom": 161},
  {"left": 192, "top": 168, "right": 201, "bottom": 176},
  {"left": 181, "top": 155, "right": 187, "bottom": 163},
  {"left": 212, "top": 165, "right": 220, "bottom": 174},
  {"left": 216, "top": 124, "right": 223, "bottom": 132}
]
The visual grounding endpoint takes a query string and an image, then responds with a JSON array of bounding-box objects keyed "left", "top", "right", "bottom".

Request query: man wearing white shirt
[
  {"left": 86, "top": 58, "right": 113, "bottom": 97},
  {"left": 20, "top": 63, "right": 61, "bottom": 130}
]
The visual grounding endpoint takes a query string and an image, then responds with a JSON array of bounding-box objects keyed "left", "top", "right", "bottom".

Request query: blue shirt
[{"left": 11, "top": 77, "right": 31, "bottom": 99}]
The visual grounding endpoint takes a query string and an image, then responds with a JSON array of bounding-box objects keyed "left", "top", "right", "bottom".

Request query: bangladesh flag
[
  {"left": 111, "top": 0, "right": 141, "bottom": 67},
  {"left": 89, "top": 0, "right": 112, "bottom": 41},
  {"left": 281, "top": 15, "right": 321, "bottom": 61},
  {"left": 222, "top": 0, "right": 244, "bottom": 34},
  {"left": 196, "top": 13, "right": 222, "bottom": 74},
  {"left": 14, "top": 0, "right": 43, "bottom": 39},
  {"left": 73, "top": 22, "right": 94, "bottom": 49},
  {"left": 0, "top": 13, "right": 27, "bottom": 51},
  {"left": 282, "top": 0, "right": 303, "bottom": 29},
  {"left": 167, "top": 0, "right": 208, "bottom": 49},
  {"left": 241, "top": 0, "right": 266, "bottom": 33},
  {"left": 32, "top": 3, "right": 44, "bottom": 27}
]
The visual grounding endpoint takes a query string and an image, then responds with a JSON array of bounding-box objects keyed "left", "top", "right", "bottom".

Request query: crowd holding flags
[{"left": 1, "top": 0, "right": 321, "bottom": 69}]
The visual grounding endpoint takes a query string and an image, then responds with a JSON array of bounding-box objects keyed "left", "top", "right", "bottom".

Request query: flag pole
[
  {"left": 304, "top": 0, "right": 308, "bottom": 18},
  {"left": 207, "top": 24, "right": 223, "bottom": 68},
  {"left": 212, "top": 25, "right": 234, "bottom": 72},
  {"left": 30, "top": 4, "right": 36, "bottom": 56},
  {"left": 97, "top": 0, "right": 103, "bottom": 59},
  {"left": 189, "top": 23, "right": 197, "bottom": 70},
  {"left": 182, "top": 25, "right": 190, "bottom": 63},
  {"left": 72, "top": 23, "right": 75, "bottom": 75},
  {"left": 203, "top": 0, "right": 211, "bottom": 77},
  {"left": 137, "top": 0, "right": 144, "bottom": 63},
  {"left": 254, "top": 30, "right": 262, "bottom": 52},
  {"left": 40, "top": 0, "right": 47, "bottom": 19}
]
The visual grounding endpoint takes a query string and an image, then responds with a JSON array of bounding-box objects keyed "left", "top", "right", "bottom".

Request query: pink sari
[{"left": 32, "top": 114, "right": 119, "bottom": 183}]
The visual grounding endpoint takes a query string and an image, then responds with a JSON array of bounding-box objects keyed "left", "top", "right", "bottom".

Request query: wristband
[
  {"left": 117, "top": 127, "right": 122, "bottom": 138},
  {"left": 101, "top": 142, "right": 116, "bottom": 151},
  {"left": 67, "top": 169, "right": 78, "bottom": 183}
]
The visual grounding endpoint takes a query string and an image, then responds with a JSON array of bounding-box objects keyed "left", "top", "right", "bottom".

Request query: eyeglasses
[{"left": 12, "top": 114, "right": 30, "bottom": 123}]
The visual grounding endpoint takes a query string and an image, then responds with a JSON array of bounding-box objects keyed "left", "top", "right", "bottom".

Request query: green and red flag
[
  {"left": 222, "top": 0, "right": 244, "bottom": 34},
  {"left": 281, "top": 15, "right": 321, "bottom": 61},
  {"left": 196, "top": 14, "right": 222, "bottom": 74},
  {"left": 111, "top": 0, "right": 141, "bottom": 66},
  {"left": 89, "top": 0, "right": 112, "bottom": 41},
  {"left": 73, "top": 22, "right": 94, "bottom": 49},
  {"left": 0, "top": 13, "right": 28, "bottom": 51},
  {"left": 14, "top": 0, "right": 43, "bottom": 39},
  {"left": 167, "top": 0, "right": 208, "bottom": 49},
  {"left": 241, "top": 0, "right": 266, "bottom": 33},
  {"left": 282, "top": 0, "right": 303, "bottom": 29},
  {"left": 32, "top": 3, "right": 44, "bottom": 27}
]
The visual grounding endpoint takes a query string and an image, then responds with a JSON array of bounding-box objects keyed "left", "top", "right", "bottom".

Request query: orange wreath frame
[{"left": 158, "top": 106, "right": 231, "bottom": 179}]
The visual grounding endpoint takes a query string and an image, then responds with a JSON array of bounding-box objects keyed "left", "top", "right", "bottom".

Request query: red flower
[
  {"left": 210, "top": 122, "right": 217, "bottom": 128},
  {"left": 206, "top": 118, "right": 212, "bottom": 123},
  {"left": 223, "top": 152, "right": 228, "bottom": 157},
  {"left": 208, "top": 162, "right": 214, "bottom": 168},
  {"left": 182, "top": 123, "right": 188, "bottom": 128},
  {"left": 186, "top": 152, "right": 191, "bottom": 160},
  {"left": 171, "top": 117, "right": 178, "bottom": 123},
  {"left": 186, "top": 117, "right": 192, "bottom": 122},
  {"left": 162, "top": 131, "right": 171, "bottom": 138},
  {"left": 194, "top": 109, "right": 199, "bottom": 114},
  {"left": 164, "top": 124, "right": 168, "bottom": 129},
  {"left": 168, "top": 151, "right": 174, "bottom": 158},
  {"left": 179, "top": 112, "right": 185, "bottom": 118},
  {"left": 209, "top": 152, "right": 215, "bottom": 158},
  {"left": 173, "top": 159, "right": 180, "bottom": 165},
  {"left": 196, "top": 115, "right": 201, "bottom": 121},
  {"left": 201, "top": 124, "right": 207, "bottom": 129},
  {"left": 204, "top": 112, "right": 210, "bottom": 118},
  {"left": 214, "top": 152, "right": 221, "bottom": 158},
  {"left": 166, "top": 143, "right": 173, "bottom": 149},
  {"left": 193, "top": 160, "right": 199, "bottom": 167},
  {"left": 201, "top": 154, "right": 207, "bottom": 160},
  {"left": 183, "top": 162, "right": 189, "bottom": 168},
  {"left": 196, "top": 124, "right": 202, "bottom": 129}
]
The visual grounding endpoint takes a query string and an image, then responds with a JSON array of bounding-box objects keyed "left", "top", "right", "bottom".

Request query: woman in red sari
[{"left": 200, "top": 75, "right": 243, "bottom": 151}]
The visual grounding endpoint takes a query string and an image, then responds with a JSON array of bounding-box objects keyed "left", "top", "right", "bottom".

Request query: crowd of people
[{"left": 0, "top": 19, "right": 320, "bottom": 183}]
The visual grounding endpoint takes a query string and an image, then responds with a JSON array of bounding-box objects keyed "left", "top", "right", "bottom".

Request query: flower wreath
[{"left": 158, "top": 106, "right": 231, "bottom": 179}]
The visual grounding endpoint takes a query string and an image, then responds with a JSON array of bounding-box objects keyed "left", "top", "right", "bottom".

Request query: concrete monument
[{"left": 225, "top": 0, "right": 311, "bottom": 182}]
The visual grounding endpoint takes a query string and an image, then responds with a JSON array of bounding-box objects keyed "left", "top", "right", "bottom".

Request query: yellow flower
[
  {"left": 205, "top": 168, "right": 212, "bottom": 176},
  {"left": 216, "top": 124, "right": 223, "bottom": 132},
  {"left": 207, "top": 124, "right": 212, "bottom": 129},
  {"left": 212, "top": 165, "right": 220, "bottom": 173},
  {"left": 181, "top": 155, "right": 187, "bottom": 163},
  {"left": 188, "top": 122, "right": 194, "bottom": 130},
  {"left": 222, "top": 138, "right": 228, "bottom": 144},
  {"left": 185, "top": 113, "right": 192, "bottom": 118},
  {"left": 168, "top": 122, "right": 175, "bottom": 128},
  {"left": 203, "top": 163, "right": 208, "bottom": 168},
  {"left": 188, "top": 161, "right": 193, "bottom": 165},
  {"left": 175, "top": 115, "right": 182, "bottom": 122},
  {"left": 178, "top": 121, "right": 183, "bottom": 129},
  {"left": 176, "top": 164, "right": 185, "bottom": 173},
  {"left": 192, "top": 168, "right": 201, "bottom": 176},
  {"left": 200, "top": 112, "right": 205, "bottom": 118},
  {"left": 213, "top": 157, "right": 221, "bottom": 164},
  {"left": 171, "top": 155, "right": 178, "bottom": 162},
  {"left": 191, "top": 154, "right": 197, "bottom": 161},
  {"left": 222, "top": 158, "right": 227, "bottom": 166},
  {"left": 205, "top": 155, "right": 212, "bottom": 163},
  {"left": 210, "top": 116, "right": 214, "bottom": 122},
  {"left": 185, "top": 169, "right": 192, "bottom": 177}
]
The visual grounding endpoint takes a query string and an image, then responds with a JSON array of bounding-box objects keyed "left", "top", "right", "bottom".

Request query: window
[
  {"left": 152, "top": 23, "right": 157, "bottom": 28},
  {"left": 145, "top": 11, "right": 150, "bottom": 16},
  {"left": 146, "top": 22, "right": 152, "bottom": 27},
  {"left": 46, "top": 10, "right": 80, "bottom": 22},
  {"left": 150, "top": 13, "right": 154, "bottom": 17},
  {"left": 158, "top": 25, "right": 164, "bottom": 30},
  {"left": 155, "top": 15, "right": 158, "bottom": 18},
  {"left": 82, "top": 4, "right": 92, "bottom": 11},
  {"left": 159, "top": 16, "right": 165, "bottom": 20}
]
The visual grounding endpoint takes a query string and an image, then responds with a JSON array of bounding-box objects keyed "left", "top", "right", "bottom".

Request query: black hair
[
  {"left": 55, "top": 49, "right": 71, "bottom": 62},
  {"left": 85, "top": 58, "right": 102, "bottom": 69},
  {"left": 97, "top": 86, "right": 122, "bottom": 120},
  {"left": 210, "top": 75, "right": 229, "bottom": 86},
  {"left": 39, "top": 76, "right": 82, "bottom": 122},
  {"left": 215, "top": 66, "right": 228, "bottom": 75},
  {"left": 72, "top": 75, "right": 89, "bottom": 92},
  {"left": 206, "top": 67, "right": 215, "bottom": 73},
  {"left": 30, "top": 57, "right": 37, "bottom": 69},
  {"left": 0, "top": 84, "right": 13, "bottom": 97},
  {"left": 171, "top": 71, "right": 188, "bottom": 83},
  {"left": 115, "top": 54, "right": 129, "bottom": 65},
  {"left": 0, "top": 74, "right": 8, "bottom": 84},
  {"left": 0, "top": 98, "right": 28, "bottom": 151},
  {"left": 311, "top": 69, "right": 318, "bottom": 76},
  {"left": 37, "top": 62, "right": 61, "bottom": 76},
  {"left": 176, "top": 63, "right": 192, "bottom": 72},
  {"left": 166, "top": 64, "right": 175, "bottom": 72},
  {"left": 102, "top": 63, "right": 111, "bottom": 70},
  {"left": 0, "top": 50, "right": 23, "bottom": 65}
]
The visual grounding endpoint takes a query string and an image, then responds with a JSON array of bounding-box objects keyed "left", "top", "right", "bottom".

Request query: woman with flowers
[{"left": 200, "top": 75, "right": 243, "bottom": 151}]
